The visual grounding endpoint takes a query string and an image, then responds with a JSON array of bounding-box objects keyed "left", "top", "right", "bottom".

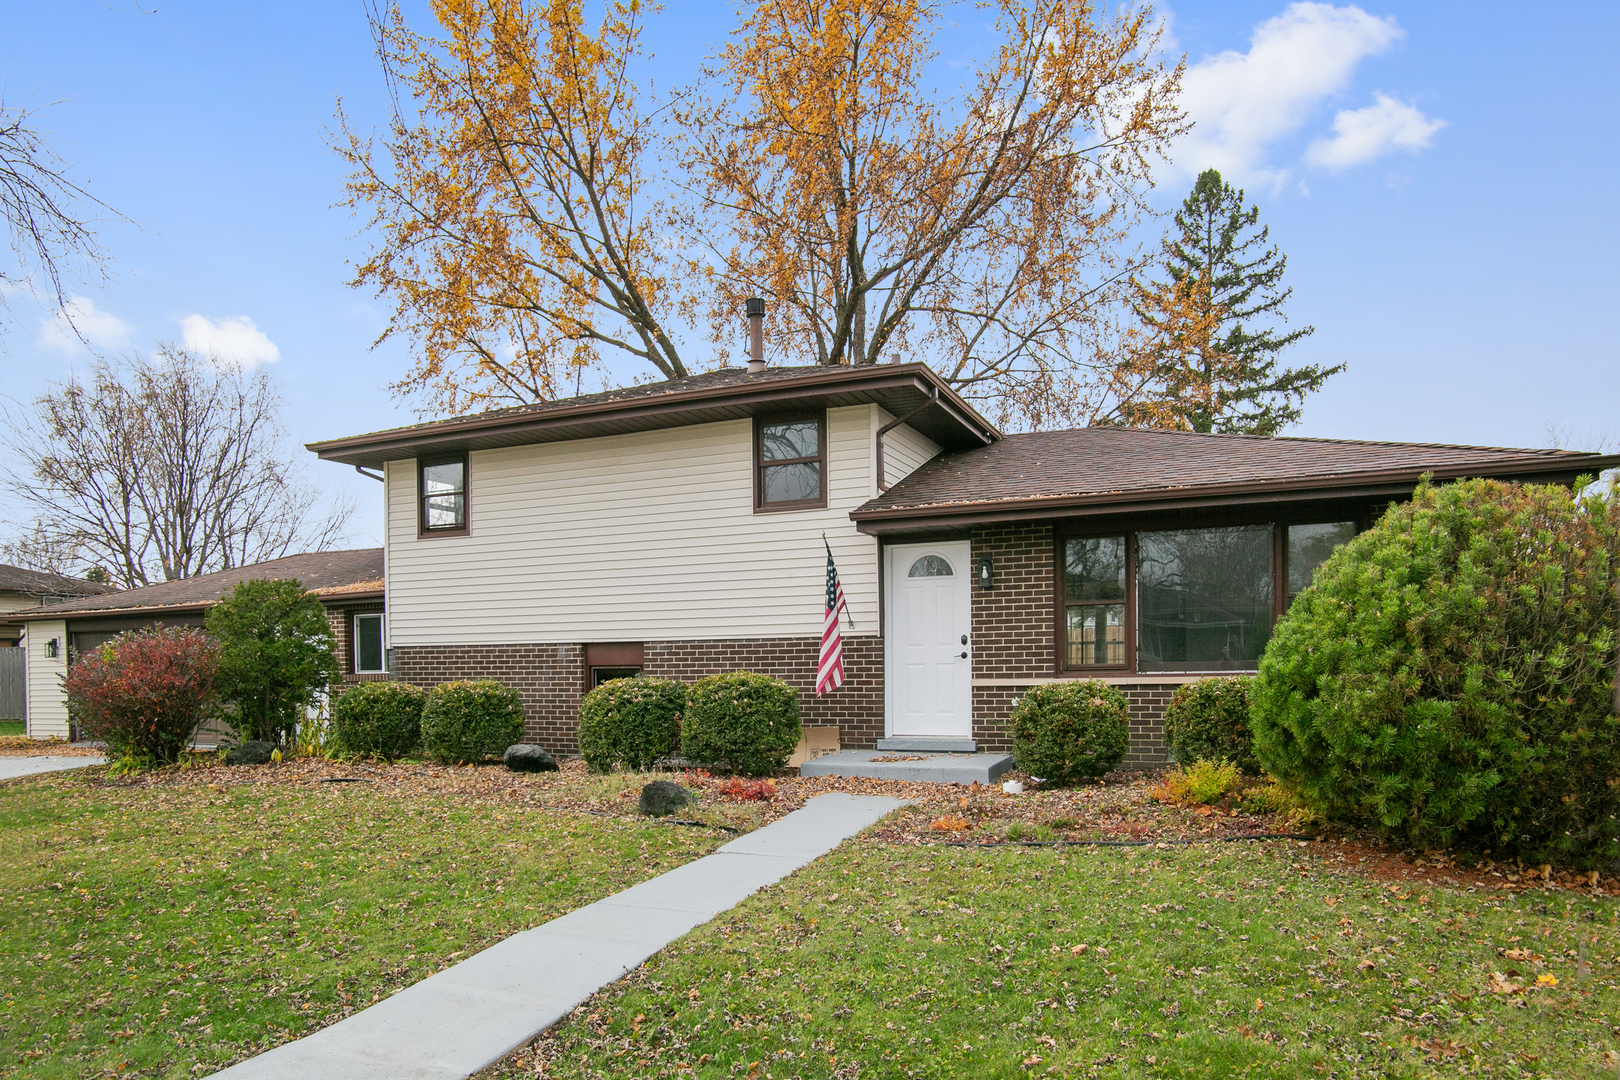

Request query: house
[
  {"left": 306, "top": 361, "right": 1620, "bottom": 768},
  {"left": 0, "top": 564, "right": 117, "bottom": 649},
  {"left": 16, "top": 549, "right": 385, "bottom": 740}
]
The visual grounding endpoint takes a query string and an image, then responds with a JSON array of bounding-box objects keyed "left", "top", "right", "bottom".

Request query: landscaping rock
[
  {"left": 638, "top": 779, "right": 693, "bottom": 817},
  {"left": 224, "top": 740, "right": 276, "bottom": 766},
  {"left": 504, "top": 744, "right": 558, "bottom": 773}
]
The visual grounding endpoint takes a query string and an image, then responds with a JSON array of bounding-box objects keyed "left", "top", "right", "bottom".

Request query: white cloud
[
  {"left": 1306, "top": 93, "right": 1445, "bottom": 170},
  {"left": 1173, "top": 3, "right": 1404, "bottom": 186},
  {"left": 37, "top": 294, "right": 135, "bottom": 354},
  {"left": 178, "top": 313, "right": 280, "bottom": 365}
]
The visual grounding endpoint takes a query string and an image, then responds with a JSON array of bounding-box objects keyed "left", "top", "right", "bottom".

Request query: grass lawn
[
  {"left": 490, "top": 833, "right": 1620, "bottom": 1079},
  {"left": 0, "top": 722, "right": 25, "bottom": 738},
  {"left": 0, "top": 763, "right": 730, "bottom": 1079}
]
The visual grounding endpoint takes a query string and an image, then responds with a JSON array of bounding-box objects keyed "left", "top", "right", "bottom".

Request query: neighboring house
[
  {"left": 0, "top": 564, "right": 117, "bottom": 648},
  {"left": 16, "top": 549, "right": 384, "bottom": 740},
  {"left": 307, "top": 362, "right": 1620, "bottom": 768}
]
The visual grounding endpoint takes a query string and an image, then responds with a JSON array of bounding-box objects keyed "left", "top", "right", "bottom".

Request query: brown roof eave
[
  {"left": 849, "top": 456, "right": 1620, "bottom": 534},
  {"left": 16, "top": 589, "right": 386, "bottom": 622},
  {"left": 307, "top": 365, "right": 999, "bottom": 466}
]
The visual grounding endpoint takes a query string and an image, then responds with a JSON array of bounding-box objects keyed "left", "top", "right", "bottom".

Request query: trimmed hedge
[
  {"left": 331, "top": 681, "right": 427, "bottom": 760},
  {"left": 1008, "top": 681, "right": 1130, "bottom": 785},
  {"left": 1250, "top": 476, "right": 1620, "bottom": 867},
  {"left": 1162, "top": 677, "right": 1256, "bottom": 773},
  {"left": 420, "top": 680, "right": 526, "bottom": 764},
  {"left": 681, "top": 672, "right": 800, "bottom": 777},
  {"left": 577, "top": 676, "right": 686, "bottom": 772}
]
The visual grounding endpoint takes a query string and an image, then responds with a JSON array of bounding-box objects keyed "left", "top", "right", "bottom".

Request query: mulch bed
[{"left": 11, "top": 749, "right": 1617, "bottom": 900}]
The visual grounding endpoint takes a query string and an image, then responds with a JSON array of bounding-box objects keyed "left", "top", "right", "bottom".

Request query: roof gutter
[{"left": 14, "top": 590, "right": 387, "bottom": 622}]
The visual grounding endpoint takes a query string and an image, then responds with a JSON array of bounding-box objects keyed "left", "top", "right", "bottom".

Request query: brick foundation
[{"left": 390, "top": 635, "right": 884, "bottom": 756}]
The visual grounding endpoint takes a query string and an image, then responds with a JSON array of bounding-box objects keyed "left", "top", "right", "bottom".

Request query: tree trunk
[{"left": 853, "top": 291, "right": 868, "bottom": 365}]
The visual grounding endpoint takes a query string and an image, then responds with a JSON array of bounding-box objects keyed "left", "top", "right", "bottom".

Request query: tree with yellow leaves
[
  {"left": 679, "top": 0, "right": 1185, "bottom": 428},
  {"left": 339, "top": 0, "right": 686, "bottom": 413},
  {"left": 343, "top": 0, "right": 1182, "bottom": 425}
]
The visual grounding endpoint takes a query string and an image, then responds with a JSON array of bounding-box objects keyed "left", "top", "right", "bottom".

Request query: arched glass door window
[{"left": 907, "top": 554, "right": 954, "bottom": 577}]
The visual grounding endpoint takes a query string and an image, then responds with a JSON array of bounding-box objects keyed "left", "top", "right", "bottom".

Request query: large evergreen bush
[
  {"left": 1251, "top": 477, "right": 1620, "bottom": 867},
  {"left": 1009, "top": 681, "right": 1130, "bottom": 785},
  {"left": 1162, "top": 677, "right": 1256, "bottom": 773},
  {"left": 206, "top": 579, "right": 339, "bottom": 745},
  {"left": 63, "top": 625, "right": 218, "bottom": 765},
  {"left": 577, "top": 676, "right": 686, "bottom": 772},
  {"left": 420, "top": 680, "right": 525, "bottom": 764},
  {"left": 681, "top": 672, "right": 800, "bottom": 777},
  {"left": 331, "top": 682, "right": 427, "bottom": 759}
]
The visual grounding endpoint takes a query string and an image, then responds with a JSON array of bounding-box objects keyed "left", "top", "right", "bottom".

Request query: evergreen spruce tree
[{"left": 1115, "top": 169, "right": 1340, "bottom": 436}]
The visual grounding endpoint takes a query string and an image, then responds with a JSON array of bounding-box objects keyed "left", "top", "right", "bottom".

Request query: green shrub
[
  {"left": 1153, "top": 758, "right": 1246, "bottom": 805},
  {"left": 681, "top": 672, "right": 800, "bottom": 777},
  {"left": 1162, "top": 677, "right": 1257, "bottom": 773},
  {"left": 206, "top": 579, "right": 339, "bottom": 745},
  {"left": 1008, "top": 681, "right": 1130, "bottom": 785},
  {"left": 1251, "top": 476, "right": 1620, "bottom": 868},
  {"left": 420, "top": 680, "right": 525, "bottom": 764},
  {"left": 577, "top": 677, "right": 686, "bottom": 772},
  {"left": 331, "top": 682, "right": 427, "bottom": 760}
]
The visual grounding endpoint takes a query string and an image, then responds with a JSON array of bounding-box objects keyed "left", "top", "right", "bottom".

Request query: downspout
[
  {"left": 876, "top": 388, "right": 938, "bottom": 493},
  {"left": 355, "top": 465, "right": 384, "bottom": 482}
]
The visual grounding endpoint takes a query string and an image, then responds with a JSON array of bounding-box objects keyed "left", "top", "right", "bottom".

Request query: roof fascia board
[
  {"left": 850, "top": 456, "right": 1619, "bottom": 533},
  {"left": 307, "top": 365, "right": 999, "bottom": 464}
]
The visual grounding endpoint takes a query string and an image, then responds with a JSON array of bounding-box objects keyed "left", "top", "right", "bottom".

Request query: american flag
[{"left": 817, "top": 540, "right": 851, "bottom": 696}]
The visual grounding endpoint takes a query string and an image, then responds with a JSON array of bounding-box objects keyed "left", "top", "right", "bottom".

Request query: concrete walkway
[
  {"left": 0, "top": 755, "right": 105, "bottom": 781},
  {"left": 211, "top": 792, "right": 905, "bottom": 1080}
]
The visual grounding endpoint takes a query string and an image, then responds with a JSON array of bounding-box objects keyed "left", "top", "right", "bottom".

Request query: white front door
[{"left": 886, "top": 541, "right": 973, "bottom": 739}]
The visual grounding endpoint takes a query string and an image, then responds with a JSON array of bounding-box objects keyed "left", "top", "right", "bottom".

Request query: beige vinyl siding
[
  {"left": 25, "top": 620, "right": 68, "bottom": 738},
  {"left": 0, "top": 594, "right": 37, "bottom": 616},
  {"left": 384, "top": 405, "right": 879, "bottom": 646},
  {"left": 879, "top": 411, "right": 941, "bottom": 488}
]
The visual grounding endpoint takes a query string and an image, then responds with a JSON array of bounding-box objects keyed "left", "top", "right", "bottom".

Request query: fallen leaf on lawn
[
  {"left": 1357, "top": 958, "right": 1377, "bottom": 971},
  {"left": 1419, "top": 1038, "right": 1464, "bottom": 1061},
  {"left": 1324, "top": 896, "right": 1340, "bottom": 908},
  {"left": 1253, "top": 997, "right": 1265, "bottom": 1012},
  {"left": 1070, "top": 944, "right": 1089, "bottom": 955},
  {"left": 1534, "top": 973, "right": 1558, "bottom": 988},
  {"left": 1502, "top": 948, "right": 1542, "bottom": 963},
  {"left": 1488, "top": 972, "right": 1524, "bottom": 995}
]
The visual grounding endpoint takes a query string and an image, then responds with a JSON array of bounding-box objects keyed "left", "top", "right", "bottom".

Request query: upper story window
[
  {"left": 419, "top": 453, "right": 468, "bottom": 536},
  {"left": 754, "top": 414, "right": 826, "bottom": 512}
]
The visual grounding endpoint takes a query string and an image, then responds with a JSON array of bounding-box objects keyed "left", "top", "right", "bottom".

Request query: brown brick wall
[
  {"left": 391, "top": 643, "right": 587, "bottom": 752},
  {"left": 970, "top": 522, "right": 1056, "bottom": 680},
  {"left": 390, "top": 635, "right": 884, "bottom": 756},
  {"left": 645, "top": 636, "right": 885, "bottom": 748}
]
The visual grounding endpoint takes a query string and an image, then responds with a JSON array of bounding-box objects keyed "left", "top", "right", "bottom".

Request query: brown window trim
[
  {"left": 753, "top": 412, "right": 828, "bottom": 513},
  {"left": 352, "top": 611, "right": 387, "bottom": 675},
  {"left": 1053, "top": 508, "right": 1369, "bottom": 678},
  {"left": 1053, "top": 532, "right": 1132, "bottom": 676},
  {"left": 417, "top": 452, "right": 470, "bottom": 538}
]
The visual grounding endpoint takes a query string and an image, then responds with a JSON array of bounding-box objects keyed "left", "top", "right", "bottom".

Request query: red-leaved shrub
[
  {"left": 63, "top": 625, "right": 220, "bottom": 764},
  {"left": 717, "top": 778, "right": 776, "bottom": 802}
]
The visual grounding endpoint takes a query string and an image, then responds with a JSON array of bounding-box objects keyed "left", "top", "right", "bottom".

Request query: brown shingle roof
[
  {"left": 16, "top": 549, "right": 384, "bottom": 620},
  {"left": 852, "top": 426, "right": 1620, "bottom": 526},
  {"left": 307, "top": 362, "right": 998, "bottom": 469},
  {"left": 0, "top": 564, "right": 118, "bottom": 599}
]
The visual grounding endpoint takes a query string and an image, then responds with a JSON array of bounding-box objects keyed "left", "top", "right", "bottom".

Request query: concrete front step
[
  {"left": 875, "top": 737, "right": 977, "bottom": 753},
  {"left": 799, "top": 749, "right": 1014, "bottom": 785}
]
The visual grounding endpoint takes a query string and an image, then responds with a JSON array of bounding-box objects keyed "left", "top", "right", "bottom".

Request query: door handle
[{"left": 958, "top": 651, "right": 968, "bottom": 659}]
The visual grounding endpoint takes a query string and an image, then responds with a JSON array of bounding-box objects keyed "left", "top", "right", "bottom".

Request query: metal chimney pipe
[{"left": 745, "top": 297, "right": 766, "bottom": 373}]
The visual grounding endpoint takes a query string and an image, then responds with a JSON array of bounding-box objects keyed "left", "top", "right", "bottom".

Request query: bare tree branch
[{"left": 1, "top": 347, "right": 356, "bottom": 588}]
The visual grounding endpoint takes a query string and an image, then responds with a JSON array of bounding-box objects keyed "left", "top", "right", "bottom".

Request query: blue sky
[{"left": 2, "top": 1, "right": 1616, "bottom": 548}]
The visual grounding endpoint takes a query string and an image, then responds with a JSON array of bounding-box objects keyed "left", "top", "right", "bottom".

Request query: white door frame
[{"left": 884, "top": 540, "right": 973, "bottom": 739}]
